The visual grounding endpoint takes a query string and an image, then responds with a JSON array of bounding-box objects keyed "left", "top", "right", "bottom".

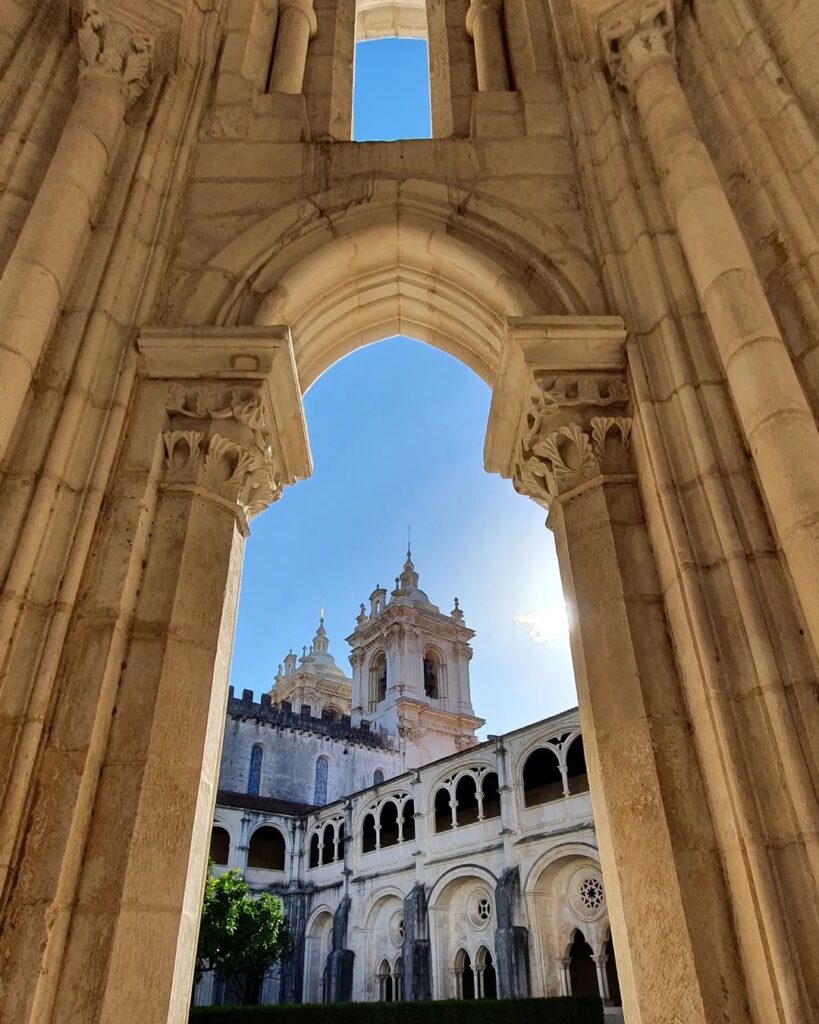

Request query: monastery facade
[{"left": 196, "top": 557, "right": 620, "bottom": 1012}]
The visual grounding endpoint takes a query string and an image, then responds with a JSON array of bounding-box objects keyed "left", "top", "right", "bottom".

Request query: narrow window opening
[
  {"left": 455, "top": 774, "right": 480, "bottom": 826},
  {"left": 247, "top": 743, "right": 263, "bottom": 796},
  {"left": 209, "top": 826, "right": 230, "bottom": 865},
  {"left": 423, "top": 652, "right": 440, "bottom": 699},
  {"left": 402, "top": 799, "right": 416, "bottom": 841},
  {"left": 566, "top": 736, "right": 590, "bottom": 794},
  {"left": 352, "top": 20, "right": 432, "bottom": 142},
  {"left": 434, "top": 787, "right": 453, "bottom": 832},
  {"left": 379, "top": 800, "right": 400, "bottom": 848},
  {"left": 362, "top": 812, "right": 378, "bottom": 853},
  {"left": 314, "top": 756, "right": 329, "bottom": 804},
  {"left": 481, "top": 771, "right": 501, "bottom": 820},
  {"left": 568, "top": 930, "right": 598, "bottom": 999}
]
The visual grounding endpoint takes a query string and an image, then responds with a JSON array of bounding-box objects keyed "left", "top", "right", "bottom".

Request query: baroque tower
[{"left": 348, "top": 552, "right": 484, "bottom": 766}]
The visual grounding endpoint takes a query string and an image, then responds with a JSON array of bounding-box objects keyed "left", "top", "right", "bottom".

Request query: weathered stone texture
[{"left": 0, "top": 0, "right": 816, "bottom": 1021}]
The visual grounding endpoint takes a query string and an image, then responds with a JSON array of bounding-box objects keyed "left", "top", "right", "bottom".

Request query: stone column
[
  {"left": 0, "top": 327, "right": 311, "bottom": 1024},
  {"left": 268, "top": 0, "right": 317, "bottom": 94},
  {"left": 601, "top": 0, "right": 819, "bottom": 660},
  {"left": 0, "top": 4, "right": 151, "bottom": 462},
  {"left": 486, "top": 317, "right": 750, "bottom": 1024},
  {"left": 594, "top": 954, "right": 611, "bottom": 1003},
  {"left": 494, "top": 867, "right": 531, "bottom": 999},
  {"left": 402, "top": 883, "right": 432, "bottom": 1001},
  {"left": 324, "top": 896, "right": 355, "bottom": 1003},
  {"left": 465, "top": 0, "right": 511, "bottom": 92}
]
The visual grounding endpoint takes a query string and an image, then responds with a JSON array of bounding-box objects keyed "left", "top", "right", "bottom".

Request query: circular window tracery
[
  {"left": 467, "top": 889, "right": 493, "bottom": 928},
  {"left": 578, "top": 877, "right": 604, "bottom": 911},
  {"left": 389, "top": 911, "right": 405, "bottom": 946}
]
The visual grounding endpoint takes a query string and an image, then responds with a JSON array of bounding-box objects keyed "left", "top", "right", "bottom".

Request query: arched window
[
  {"left": 379, "top": 800, "right": 400, "bottom": 848},
  {"left": 309, "top": 831, "right": 321, "bottom": 869},
  {"left": 402, "top": 799, "right": 416, "bottom": 842},
  {"left": 247, "top": 825, "right": 286, "bottom": 871},
  {"left": 455, "top": 949, "right": 475, "bottom": 1000},
  {"left": 377, "top": 958, "right": 394, "bottom": 1001},
  {"left": 604, "top": 932, "right": 622, "bottom": 1006},
  {"left": 476, "top": 947, "right": 497, "bottom": 999},
  {"left": 324, "top": 705, "right": 341, "bottom": 722},
  {"left": 423, "top": 651, "right": 440, "bottom": 699},
  {"left": 434, "top": 787, "right": 453, "bottom": 832},
  {"left": 522, "top": 747, "right": 563, "bottom": 806},
  {"left": 209, "top": 825, "right": 230, "bottom": 865},
  {"left": 481, "top": 771, "right": 501, "bottom": 820},
  {"left": 455, "top": 774, "right": 479, "bottom": 826},
  {"left": 336, "top": 822, "right": 345, "bottom": 859},
  {"left": 566, "top": 736, "right": 590, "bottom": 794},
  {"left": 369, "top": 651, "right": 387, "bottom": 709},
  {"left": 394, "top": 957, "right": 404, "bottom": 1001},
  {"left": 321, "top": 823, "right": 335, "bottom": 864},
  {"left": 362, "top": 812, "right": 377, "bottom": 853},
  {"left": 247, "top": 743, "right": 263, "bottom": 796},
  {"left": 373, "top": 768, "right": 385, "bottom": 785},
  {"left": 568, "top": 930, "right": 598, "bottom": 999},
  {"left": 314, "top": 756, "right": 329, "bottom": 805}
]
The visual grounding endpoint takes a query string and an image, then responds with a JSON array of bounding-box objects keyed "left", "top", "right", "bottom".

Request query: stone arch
[
  {"left": 524, "top": 846, "right": 606, "bottom": 999},
  {"left": 363, "top": 889, "right": 406, "bottom": 1001},
  {"left": 246, "top": 824, "right": 287, "bottom": 871},
  {"left": 428, "top": 867, "right": 498, "bottom": 999},
  {"left": 176, "top": 181, "right": 602, "bottom": 388},
  {"left": 304, "top": 908, "right": 335, "bottom": 1004}
]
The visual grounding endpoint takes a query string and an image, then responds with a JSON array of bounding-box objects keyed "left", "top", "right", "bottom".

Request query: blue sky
[{"left": 230, "top": 42, "right": 576, "bottom": 737}]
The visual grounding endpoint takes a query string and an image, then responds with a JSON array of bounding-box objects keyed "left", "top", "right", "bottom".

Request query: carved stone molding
[
  {"left": 137, "top": 326, "right": 312, "bottom": 533},
  {"left": 78, "top": 4, "right": 153, "bottom": 104},
  {"left": 599, "top": 0, "right": 675, "bottom": 91},
  {"left": 485, "top": 316, "right": 632, "bottom": 517},
  {"left": 162, "top": 387, "right": 283, "bottom": 524}
]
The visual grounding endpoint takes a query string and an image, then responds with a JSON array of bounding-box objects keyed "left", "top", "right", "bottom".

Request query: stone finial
[
  {"left": 600, "top": 0, "right": 675, "bottom": 91},
  {"left": 451, "top": 597, "right": 464, "bottom": 622},
  {"left": 78, "top": 4, "right": 153, "bottom": 105},
  {"left": 356, "top": 603, "right": 368, "bottom": 626}
]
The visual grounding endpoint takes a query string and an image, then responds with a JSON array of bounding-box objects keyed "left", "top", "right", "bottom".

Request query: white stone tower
[{"left": 347, "top": 551, "right": 484, "bottom": 767}]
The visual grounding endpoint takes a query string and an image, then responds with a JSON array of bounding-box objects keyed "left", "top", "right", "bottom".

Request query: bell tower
[{"left": 347, "top": 550, "right": 484, "bottom": 767}]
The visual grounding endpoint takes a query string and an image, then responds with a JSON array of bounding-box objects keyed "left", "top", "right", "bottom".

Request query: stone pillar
[
  {"left": 0, "top": 4, "right": 151, "bottom": 462},
  {"left": 324, "top": 896, "right": 354, "bottom": 1003},
  {"left": 402, "top": 883, "right": 433, "bottom": 1001},
  {"left": 279, "top": 890, "right": 313, "bottom": 1004},
  {"left": 593, "top": 954, "right": 611, "bottom": 1003},
  {"left": 465, "top": 0, "right": 511, "bottom": 92},
  {"left": 493, "top": 867, "right": 531, "bottom": 999},
  {"left": 0, "top": 327, "right": 311, "bottom": 1024},
  {"left": 486, "top": 316, "right": 750, "bottom": 1024},
  {"left": 601, "top": 0, "right": 819, "bottom": 661},
  {"left": 268, "top": 0, "right": 317, "bottom": 94}
]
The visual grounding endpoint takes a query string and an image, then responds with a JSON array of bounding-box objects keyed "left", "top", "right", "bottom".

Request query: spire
[
  {"left": 399, "top": 544, "right": 419, "bottom": 590},
  {"left": 313, "top": 613, "right": 329, "bottom": 653}
]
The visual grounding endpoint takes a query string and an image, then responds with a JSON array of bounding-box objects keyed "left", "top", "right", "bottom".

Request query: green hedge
[{"left": 190, "top": 997, "right": 603, "bottom": 1024}]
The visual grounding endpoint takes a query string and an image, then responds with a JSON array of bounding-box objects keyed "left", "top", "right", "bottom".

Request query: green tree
[{"left": 196, "top": 866, "right": 292, "bottom": 1005}]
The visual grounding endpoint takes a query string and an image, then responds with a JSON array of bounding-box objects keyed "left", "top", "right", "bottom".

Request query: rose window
[
  {"left": 477, "top": 897, "right": 491, "bottom": 920},
  {"left": 578, "top": 877, "right": 604, "bottom": 911}
]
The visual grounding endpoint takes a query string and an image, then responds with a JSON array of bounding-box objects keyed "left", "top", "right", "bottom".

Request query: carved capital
[
  {"left": 161, "top": 386, "right": 285, "bottom": 528},
  {"left": 600, "top": 0, "right": 675, "bottom": 91},
  {"left": 138, "top": 326, "right": 312, "bottom": 534},
  {"left": 78, "top": 4, "right": 152, "bottom": 105},
  {"left": 485, "top": 317, "right": 632, "bottom": 516}
]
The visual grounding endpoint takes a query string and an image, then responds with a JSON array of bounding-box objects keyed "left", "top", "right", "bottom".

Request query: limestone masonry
[{"left": 0, "top": 0, "right": 817, "bottom": 1022}]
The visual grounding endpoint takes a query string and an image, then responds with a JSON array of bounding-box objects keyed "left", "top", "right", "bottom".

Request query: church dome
[{"left": 390, "top": 550, "right": 437, "bottom": 609}]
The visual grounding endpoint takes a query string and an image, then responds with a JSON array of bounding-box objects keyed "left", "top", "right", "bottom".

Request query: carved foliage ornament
[
  {"left": 512, "top": 375, "right": 633, "bottom": 509},
  {"left": 600, "top": 0, "right": 675, "bottom": 91},
  {"left": 79, "top": 4, "right": 152, "bottom": 104},
  {"left": 161, "top": 386, "right": 284, "bottom": 522}
]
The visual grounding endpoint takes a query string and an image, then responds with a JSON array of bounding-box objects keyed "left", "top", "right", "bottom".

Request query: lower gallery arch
[
  {"left": 525, "top": 848, "right": 614, "bottom": 1001},
  {"left": 428, "top": 868, "right": 497, "bottom": 999},
  {"left": 304, "top": 909, "right": 335, "bottom": 1004},
  {"left": 362, "top": 890, "right": 406, "bottom": 1000}
]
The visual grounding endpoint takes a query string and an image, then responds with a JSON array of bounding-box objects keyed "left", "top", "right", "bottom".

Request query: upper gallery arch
[{"left": 172, "top": 180, "right": 603, "bottom": 387}]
